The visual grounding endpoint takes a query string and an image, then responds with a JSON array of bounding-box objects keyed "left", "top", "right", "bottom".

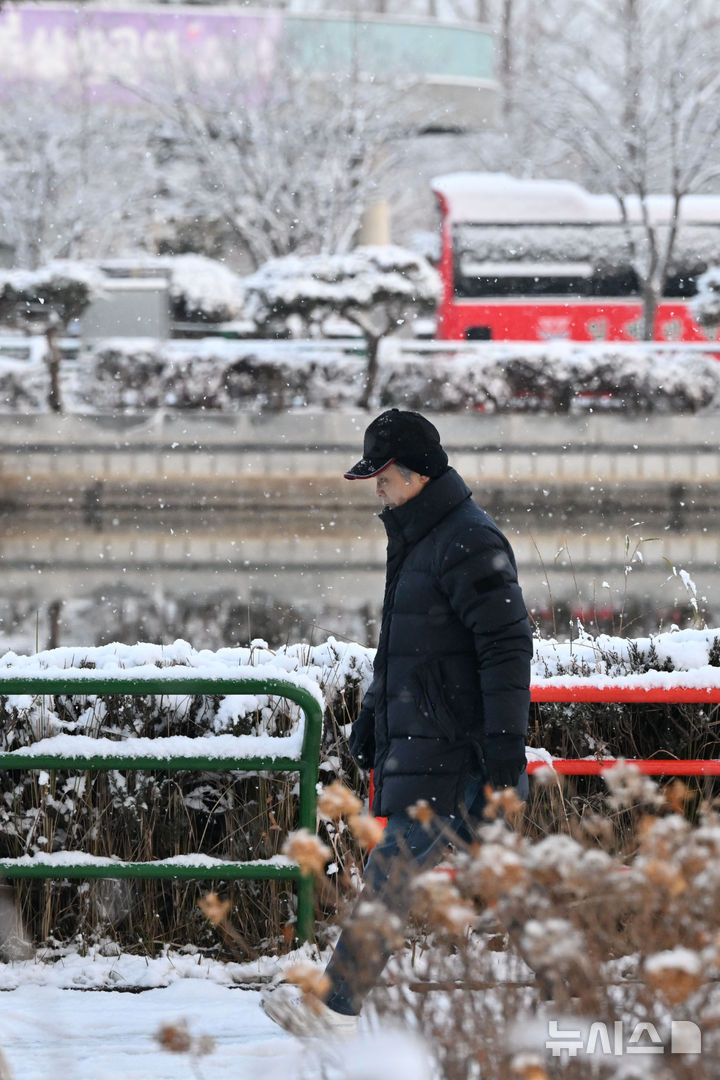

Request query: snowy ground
[
  {"left": 0, "top": 952, "right": 352, "bottom": 1080},
  {"left": 0, "top": 949, "right": 435, "bottom": 1080},
  {"left": 2, "top": 981, "right": 293, "bottom": 1079}
]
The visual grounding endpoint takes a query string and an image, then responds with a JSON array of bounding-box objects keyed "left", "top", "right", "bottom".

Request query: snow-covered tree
[
  {"left": 498, "top": 0, "right": 720, "bottom": 338},
  {"left": 146, "top": 62, "right": 402, "bottom": 269},
  {"left": 0, "top": 262, "right": 103, "bottom": 412},
  {"left": 0, "top": 81, "right": 156, "bottom": 270},
  {"left": 243, "top": 246, "right": 441, "bottom": 407}
]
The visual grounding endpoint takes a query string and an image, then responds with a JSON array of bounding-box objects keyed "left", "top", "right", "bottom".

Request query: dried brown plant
[
  {"left": 282, "top": 828, "right": 332, "bottom": 877},
  {"left": 317, "top": 781, "right": 363, "bottom": 821},
  {"left": 361, "top": 779, "right": 720, "bottom": 1080},
  {"left": 285, "top": 961, "right": 332, "bottom": 1010},
  {"left": 197, "top": 892, "right": 231, "bottom": 927},
  {"left": 347, "top": 813, "right": 386, "bottom": 850}
]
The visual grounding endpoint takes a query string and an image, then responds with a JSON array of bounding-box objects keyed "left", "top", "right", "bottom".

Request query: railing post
[{"left": 296, "top": 688, "right": 323, "bottom": 943}]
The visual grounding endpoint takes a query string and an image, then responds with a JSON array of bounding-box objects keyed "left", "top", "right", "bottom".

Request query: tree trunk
[
  {"left": 45, "top": 326, "right": 63, "bottom": 413},
  {"left": 641, "top": 285, "right": 659, "bottom": 341},
  {"left": 47, "top": 599, "right": 64, "bottom": 650},
  {"left": 358, "top": 335, "right": 381, "bottom": 410}
]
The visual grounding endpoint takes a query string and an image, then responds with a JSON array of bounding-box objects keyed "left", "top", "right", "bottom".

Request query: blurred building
[{"left": 0, "top": 2, "right": 497, "bottom": 248}]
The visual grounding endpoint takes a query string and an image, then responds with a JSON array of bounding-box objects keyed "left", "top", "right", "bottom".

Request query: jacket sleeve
[
  {"left": 348, "top": 680, "right": 376, "bottom": 769},
  {"left": 438, "top": 523, "right": 532, "bottom": 747}
]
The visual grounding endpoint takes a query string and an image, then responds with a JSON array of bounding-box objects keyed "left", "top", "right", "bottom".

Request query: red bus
[{"left": 431, "top": 172, "right": 720, "bottom": 342}]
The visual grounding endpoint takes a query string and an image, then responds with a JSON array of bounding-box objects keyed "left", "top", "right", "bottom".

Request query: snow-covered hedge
[
  {"left": 0, "top": 352, "right": 49, "bottom": 411},
  {"left": 535, "top": 623, "right": 720, "bottom": 681},
  {"left": 0, "top": 636, "right": 371, "bottom": 739},
  {"left": 381, "top": 342, "right": 720, "bottom": 413},
  {"left": 2, "top": 628, "right": 720, "bottom": 949},
  {"left": 533, "top": 625, "right": 720, "bottom": 762},
  {"left": 86, "top": 338, "right": 368, "bottom": 411},
  {"left": 81, "top": 339, "right": 720, "bottom": 413}
]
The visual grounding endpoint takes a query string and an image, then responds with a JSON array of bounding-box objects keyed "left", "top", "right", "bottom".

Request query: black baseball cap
[{"left": 344, "top": 409, "right": 448, "bottom": 480}]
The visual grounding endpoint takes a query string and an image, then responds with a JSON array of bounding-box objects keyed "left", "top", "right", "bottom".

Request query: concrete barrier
[{"left": 1, "top": 413, "right": 718, "bottom": 507}]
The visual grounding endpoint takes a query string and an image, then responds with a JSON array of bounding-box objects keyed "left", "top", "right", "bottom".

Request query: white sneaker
[{"left": 261, "top": 983, "right": 359, "bottom": 1039}]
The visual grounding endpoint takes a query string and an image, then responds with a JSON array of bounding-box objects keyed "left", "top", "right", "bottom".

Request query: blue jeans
[{"left": 323, "top": 773, "right": 489, "bottom": 1016}]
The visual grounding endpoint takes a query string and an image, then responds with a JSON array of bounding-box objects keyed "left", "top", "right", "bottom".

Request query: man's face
[{"left": 375, "top": 464, "right": 429, "bottom": 509}]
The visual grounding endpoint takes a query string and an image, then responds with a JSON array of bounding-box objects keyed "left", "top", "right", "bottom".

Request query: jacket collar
[{"left": 380, "top": 467, "right": 471, "bottom": 547}]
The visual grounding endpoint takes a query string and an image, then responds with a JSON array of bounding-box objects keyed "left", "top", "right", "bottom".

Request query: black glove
[
  {"left": 348, "top": 706, "right": 375, "bottom": 769},
  {"left": 482, "top": 733, "right": 527, "bottom": 789}
]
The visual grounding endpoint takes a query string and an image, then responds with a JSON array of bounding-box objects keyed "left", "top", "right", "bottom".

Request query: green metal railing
[{"left": 0, "top": 673, "right": 324, "bottom": 942}]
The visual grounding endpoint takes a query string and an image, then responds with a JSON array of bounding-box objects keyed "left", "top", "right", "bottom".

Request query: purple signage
[{"left": 0, "top": 5, "right": 285, "bottom": 98}]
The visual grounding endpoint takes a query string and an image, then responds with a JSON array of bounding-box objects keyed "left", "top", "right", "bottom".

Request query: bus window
[
  {"left": 588, "top": 267, "right": 639, "bottom": 296},
  {"left": 454, "top": 260, "right": 594, "bottom": 298},
  {"left": 663, "top": 269, "right": 703, "bottom": 298}
]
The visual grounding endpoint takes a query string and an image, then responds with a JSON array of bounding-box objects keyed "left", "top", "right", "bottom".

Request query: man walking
[{"left": 262, "top": 408, "right": 532, "bottom": 1036}]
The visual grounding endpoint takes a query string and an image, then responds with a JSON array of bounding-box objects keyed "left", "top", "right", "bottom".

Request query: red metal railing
[
  {"left": 526, "top": 758, "right": 720, "bottom": 776},
  {"left": 369, "top": 682, "right": 720, "bottom": 810},
  {"left": 532, "top": 684, "right": 720, "bottom": 705},
  {"left": 527, "top": 682, "right": 720, "bottom": 776}
]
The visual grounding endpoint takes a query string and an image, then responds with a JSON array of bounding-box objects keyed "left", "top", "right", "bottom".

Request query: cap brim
[{"left": 343, "top": 456, "right": 396, "bottom": 480}]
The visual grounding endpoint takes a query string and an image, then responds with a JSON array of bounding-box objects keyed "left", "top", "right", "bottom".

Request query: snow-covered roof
[{"left": 431, "top": 172, "right": 720, "bottom": 226}]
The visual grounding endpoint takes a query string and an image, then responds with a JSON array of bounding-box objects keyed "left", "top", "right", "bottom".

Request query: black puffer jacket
[{"left": 350, "top": 468, "right": 532, "bottom": 817}]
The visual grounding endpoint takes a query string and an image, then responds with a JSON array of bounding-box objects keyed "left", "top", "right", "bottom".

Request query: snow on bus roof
[{"left": 431, "top": 172, "right": 720, "bottom": 225}]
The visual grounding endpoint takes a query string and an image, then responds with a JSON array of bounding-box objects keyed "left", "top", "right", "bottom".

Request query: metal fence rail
[
  {"left": 0, "top": 673, "right": 323, "bottom": 942},
  {"left": 528, "top": 682, "right": 720, "bottom": 777}
]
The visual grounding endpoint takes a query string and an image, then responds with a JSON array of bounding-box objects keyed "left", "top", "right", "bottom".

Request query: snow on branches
[
  {"left": 244, "top": 246, "right": 441, "bottom": 407},
  {"left": 0, "top": 260, "right": 104, "bottom": 412}
]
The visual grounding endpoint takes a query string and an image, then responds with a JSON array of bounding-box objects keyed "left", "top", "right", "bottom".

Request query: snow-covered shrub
[
  {"left": 243, "top": 246, "right": 441, "bottom": 338},
  {"left": 90, "top": 339, "right": 169, "bottom": 410},
  {"left": 161, "top": 348, "right": 367, "bottom": 411},
  {"left": 0, "top": 356, "right": 48, "bottom": 412},
  {"left": 691, "top": 266, "right": 720, "bottom": 330},
  {"left": 380, "top": 344, "right": 720, "bottom": 414},
  {"left": 87, "top": 339, "right": 367, "bottom": 411},
  {"left": 84, "top": 339, "right": 720, "bottom": 414},
  {"left": 163, "top": 254, "right": 245, "bottom": 324},
  {"left": 379, "top": 348, "right": 571, "bottom": 411},
  {"left": 576, "top": 347, "right": 720, "bottom": 413}
]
